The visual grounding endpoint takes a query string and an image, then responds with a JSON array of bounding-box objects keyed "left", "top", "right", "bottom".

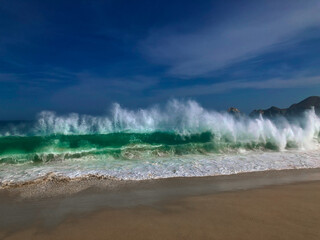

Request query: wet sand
[{"left": 1, "top": 169, "right": 320, "bottom": 239}]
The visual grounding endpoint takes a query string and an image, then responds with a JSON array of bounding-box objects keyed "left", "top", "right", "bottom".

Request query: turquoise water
[
  {"left": 1, "top": 100, "right": 320, "bottom": 185},
  {"left": 0, "top": 132, "right": 281, "bottom": 164}
]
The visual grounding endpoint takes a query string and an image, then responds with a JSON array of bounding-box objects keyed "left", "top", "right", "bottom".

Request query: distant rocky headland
[{"left": 229, "top": 96, "right": 320, "bottom": 118}]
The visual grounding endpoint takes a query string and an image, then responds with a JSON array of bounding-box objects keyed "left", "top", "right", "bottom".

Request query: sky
[{"left": 1, "top": 0, "right": 320, "bottom": 120}]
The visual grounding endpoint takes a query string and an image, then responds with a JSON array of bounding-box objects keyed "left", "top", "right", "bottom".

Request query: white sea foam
[
  {"left": 32, "top": 100, "right": 320, "bottom": 150},
  {"left": 1, "top": 100, "right": 320, "bottom": 185},
  {"left": 1, "top": 149, "right": 320, "bottom": 185}
]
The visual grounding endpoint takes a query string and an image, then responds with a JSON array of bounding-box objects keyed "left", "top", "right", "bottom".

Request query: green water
[
  {"left": 0, "top": 131, "right": 280, "bottom": 164},
  {"left": 0, "top": 103, "right": 320, "bottom": 183}
]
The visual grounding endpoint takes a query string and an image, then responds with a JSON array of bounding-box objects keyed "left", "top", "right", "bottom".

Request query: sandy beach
[
  {"left": 1, "top": 169, "right": 320, "bottom": 240},
  {"left": 2, "top": 0, "right": 320, "bottom": 238}
]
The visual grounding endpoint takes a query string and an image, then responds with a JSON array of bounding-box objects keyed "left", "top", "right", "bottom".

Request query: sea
[{"left": 1, "top": 100, "right": 320, "bottom": 186}]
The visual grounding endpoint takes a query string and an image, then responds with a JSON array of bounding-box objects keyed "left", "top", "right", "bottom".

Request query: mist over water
[{"left": 1, "top": 100, "right": 320, "bottom": 185}]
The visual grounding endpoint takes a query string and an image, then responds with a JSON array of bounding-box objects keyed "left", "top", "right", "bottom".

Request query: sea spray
[
  {"left": 1, "top": 100, "right": 320, "bottom": 148},
  {"left": 1, "top": 100, "right": 320, "bottom": 185}
]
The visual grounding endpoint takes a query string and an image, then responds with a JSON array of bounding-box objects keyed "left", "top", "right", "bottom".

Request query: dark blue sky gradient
[{"left": 1, "top": 0, "right": 320, "bottom": 119}]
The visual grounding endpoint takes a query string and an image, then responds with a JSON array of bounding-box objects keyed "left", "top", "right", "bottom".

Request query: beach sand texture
[{"left": 1, "top": 169, "right": 320, "bottom": 240}]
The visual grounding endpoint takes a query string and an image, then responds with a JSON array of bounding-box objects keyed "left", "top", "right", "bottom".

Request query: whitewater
[{"left": 1, "top": 100, "right": 320, "bottom": 186}]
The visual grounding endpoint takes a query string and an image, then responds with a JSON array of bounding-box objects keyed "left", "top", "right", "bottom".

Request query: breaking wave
[{"left": 1, "top": 100, "right": 320, "bottom": 185}]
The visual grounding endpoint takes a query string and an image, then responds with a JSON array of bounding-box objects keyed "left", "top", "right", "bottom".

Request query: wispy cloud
[
  {"left": 141, "top": 0, "right": 320, "bottom": 78},
  {"left": 155, "top": 75, "right": 320, "bottom": 97},
  {"left": 51, "top": 74, "right": 159, "bottom": 112},
  {"left": 73, "top": 73, "right": 159, "bottom": 92},
  {"left": 0, "top": 68, "right": 75, "bottom": 84}
]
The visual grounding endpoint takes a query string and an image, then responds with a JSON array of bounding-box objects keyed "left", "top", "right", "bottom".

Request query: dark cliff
[{"left": 250, "top": 96, "right": 320, "bottom": 118}]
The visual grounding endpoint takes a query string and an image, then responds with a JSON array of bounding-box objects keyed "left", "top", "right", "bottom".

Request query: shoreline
[
  {"left": 1, "top": 168, "right": 320, "bottom": 226},
  {"left": 3, "top": 148, "right": 320, "bottom": 187},
  {"left": 1, "top": 168, "right": 320, "bottom": 239},
  {"left": 2, "top": 167, "right": 320, "bottom": 198}
]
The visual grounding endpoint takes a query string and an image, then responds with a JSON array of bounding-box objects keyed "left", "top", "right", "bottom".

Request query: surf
[{"left": 1, "top": 100, "right": 320, "bottom": 185}]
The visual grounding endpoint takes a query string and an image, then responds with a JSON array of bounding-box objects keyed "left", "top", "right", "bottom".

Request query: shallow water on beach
[{"left": 2, "top": 148, "right": 320, "bottom": 185}]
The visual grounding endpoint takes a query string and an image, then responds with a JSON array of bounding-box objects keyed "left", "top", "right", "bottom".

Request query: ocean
[{"left": 1, "top": 100, "right": 320, "bottom": 186}]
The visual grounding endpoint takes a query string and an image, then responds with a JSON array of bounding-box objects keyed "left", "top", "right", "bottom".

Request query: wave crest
[{"left": 0, "top": 100, "right": 320, "bottom": 151}]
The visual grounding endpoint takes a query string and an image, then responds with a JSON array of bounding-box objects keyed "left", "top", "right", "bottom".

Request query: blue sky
[{"left": 1, "top": 0, "right": 320, "bottom": 119}]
